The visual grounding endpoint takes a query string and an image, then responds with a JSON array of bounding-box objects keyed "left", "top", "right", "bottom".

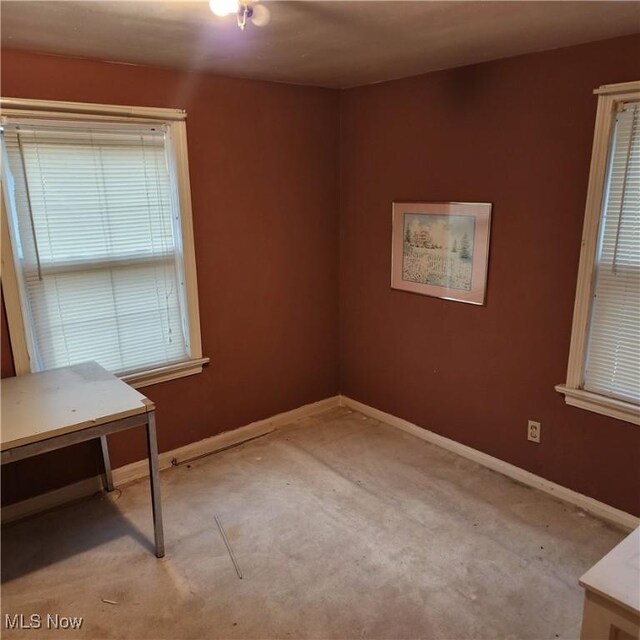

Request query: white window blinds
[
  {"left": 584, "top": 102, "right": 640, "bottom": 404},
  {"left": 1, "top": 119, "right": 190, "bottom": 375}
]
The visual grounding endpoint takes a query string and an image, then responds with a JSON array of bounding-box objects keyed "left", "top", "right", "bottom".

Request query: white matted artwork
[{"left": 391, "top": 201, "right": 492, "bottom": 305}]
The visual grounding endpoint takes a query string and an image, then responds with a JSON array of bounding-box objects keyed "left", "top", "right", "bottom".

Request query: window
[
  {"left": 557, "top": 81, "right": 639, "bottom": 425},
  {"left": 1, "top": 98, "right": 207, "bottom": 388}
]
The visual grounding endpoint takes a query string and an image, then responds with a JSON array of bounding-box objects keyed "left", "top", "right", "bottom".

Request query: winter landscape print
[
  {"left": 402, "top": 213, "right": 475, "bottom": 291},
  {"left": 391, "top": 202, "right": 492, "bottom": 305}
]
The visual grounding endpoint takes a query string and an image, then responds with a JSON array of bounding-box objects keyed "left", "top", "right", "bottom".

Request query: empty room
[{"left": 0, "top": 1, "right": 639, "bottom": 639}]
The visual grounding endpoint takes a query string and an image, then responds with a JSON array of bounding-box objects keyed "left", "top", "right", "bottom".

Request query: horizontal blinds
[
  {"left": 584, "top": 102, "right": 640, "bottom": 403},
  {"left": 2, "top": 119, "right": 188, "bottom": 374}
]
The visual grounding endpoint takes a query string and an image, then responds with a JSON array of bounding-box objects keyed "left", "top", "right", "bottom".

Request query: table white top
[
  {"left": 579, "top": 527, "right": 640, "bottom": 616},
  {"left": 1, "top": 362, "right": 152, "bottom": 451}
]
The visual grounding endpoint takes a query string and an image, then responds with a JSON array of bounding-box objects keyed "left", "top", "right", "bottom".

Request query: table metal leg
[
  {"left": 99, "top": 435, "right": 114, "bottom": 492},
  {"left": 145, "top": 410, "right": 165, "bottom": 558}
]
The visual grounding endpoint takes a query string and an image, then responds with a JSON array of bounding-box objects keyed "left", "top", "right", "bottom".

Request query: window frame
[
  {"left": 556, "top": 81, "right": 640, "bottom": 425},
  {"left": 0, "top": 97, "right": 208, "bottom": 388}
]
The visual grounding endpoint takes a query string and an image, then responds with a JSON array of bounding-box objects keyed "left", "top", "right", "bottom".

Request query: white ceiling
[{"left": 1, "top": 1, "right": 639, "bottom": 88}]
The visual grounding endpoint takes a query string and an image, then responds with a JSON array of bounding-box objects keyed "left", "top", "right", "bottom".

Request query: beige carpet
[{"left": 1, "top": 407, "right": 626, "bottom": 639}]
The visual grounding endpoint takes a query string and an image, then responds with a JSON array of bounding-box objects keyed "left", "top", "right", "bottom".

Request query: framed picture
[{"left": 391, "top": 201, "right": 492, "bottom": 305}]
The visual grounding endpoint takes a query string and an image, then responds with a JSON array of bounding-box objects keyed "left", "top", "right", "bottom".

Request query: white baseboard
[
  {"left": 340, "top": 396, "right": 640, "bottom": 532},
  {"left": 1, "top": 476, "right": 104, "bottom": 524},
  {"left": 8, "top": 393, "right": 634, "bottom": 532},
  {"left": 2, "top": 395, "right": 341, "bottom": 524},
  {"left": 113, "top": 394, "right": 341, "bottom": 486}
]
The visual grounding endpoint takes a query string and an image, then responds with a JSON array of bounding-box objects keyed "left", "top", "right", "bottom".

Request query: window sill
[
  {"left": 120, "top": 357, "right": 209, "bottom": 389},
  {"left": 555, "top": 385, "right": 639, "bottom": 426}
]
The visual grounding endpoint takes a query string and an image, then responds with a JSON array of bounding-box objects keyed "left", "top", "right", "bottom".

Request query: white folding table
[
  {"left": 0, "top": 361, "right": 165, "bottom": 557},
  {"left": 579, "top": 527, "right": 639, "bottom": 640}
]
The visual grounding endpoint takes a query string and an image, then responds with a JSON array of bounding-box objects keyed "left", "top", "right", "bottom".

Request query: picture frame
[{"left": 391, "top": 201, "right": 492, "bottom": 305}]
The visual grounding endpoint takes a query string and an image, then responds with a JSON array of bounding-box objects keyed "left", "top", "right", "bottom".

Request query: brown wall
[
  {"left": 1, "top": 294, "right": 15, "bottom": 379},
  {"left": 0, "top": 50, "right": 340, "bottom": 504},
  {"left": 339, "top": 35, "right": 640, "bottom": 516},
  {"left": 2, "top": 36, "right": 639, "bottom": 516}
]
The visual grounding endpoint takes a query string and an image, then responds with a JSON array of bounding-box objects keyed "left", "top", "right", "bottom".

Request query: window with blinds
[
  {"left": 1, "top": 118, "right": 191, "bottom": 376},
  {"left": 583, "top": 101, "right": 639, "bottom": 404}
]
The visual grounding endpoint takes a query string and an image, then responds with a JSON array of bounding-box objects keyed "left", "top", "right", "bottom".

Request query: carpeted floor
[{"left": 1, "top": 407, "right": 626, "bottom": 639}]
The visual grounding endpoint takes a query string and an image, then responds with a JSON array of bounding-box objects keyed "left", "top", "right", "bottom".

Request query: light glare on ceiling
[
  {"left": 209, "top": 0, "right": 271, "bottom": 30},
  {"left": 250, "top": 4, "right": 271, "bottom": 27},
  {"left": 209, "top": 0, "right": 239, "bottom": 18}
]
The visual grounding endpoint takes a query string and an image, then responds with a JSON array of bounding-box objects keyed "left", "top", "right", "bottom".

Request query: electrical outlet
[{"left": 527, "top": 420, "right": 541, "bottom": 443}]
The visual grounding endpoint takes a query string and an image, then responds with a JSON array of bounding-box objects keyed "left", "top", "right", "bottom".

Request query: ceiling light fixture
[{"left": 209, "top": 0, "right": 271, "bottom": 30}]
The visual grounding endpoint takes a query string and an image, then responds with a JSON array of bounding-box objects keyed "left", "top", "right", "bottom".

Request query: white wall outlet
[{"left": 527, "top": 420, "right": 541, "bottom": 443}]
